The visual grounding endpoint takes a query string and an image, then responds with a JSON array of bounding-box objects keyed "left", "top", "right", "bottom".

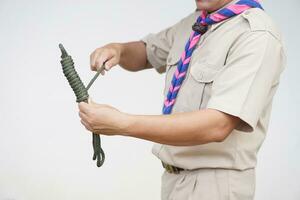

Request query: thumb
[
  {"left": 104, "top": 57, "right": 118, "bottom": 71},
  {"left": 88, "top": 97, "right": 95, "bottom": 105}
]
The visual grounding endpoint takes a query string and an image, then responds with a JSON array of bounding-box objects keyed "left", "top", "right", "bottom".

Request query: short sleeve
[
  {"left": 140, "top": 14, "right": 191, "bottom": 74},
  {"left": 206, "top": 31, "right": 286, "bottom": 132}
]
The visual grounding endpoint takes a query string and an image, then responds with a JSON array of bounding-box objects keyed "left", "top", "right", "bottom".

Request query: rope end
[{"left": 59, "top": 43, "right": 69, "bottom": 58}]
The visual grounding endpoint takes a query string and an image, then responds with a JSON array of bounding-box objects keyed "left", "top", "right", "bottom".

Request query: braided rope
[
  {"left": 162, "top": 0, "right": 263, "bottom": 115},
  {"left": 59, "top": 44, "right": 105, "bottom": 167}
]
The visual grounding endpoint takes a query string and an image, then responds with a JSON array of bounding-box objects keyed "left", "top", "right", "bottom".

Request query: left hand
[{"left": 78, "top": 98, "right": 129, "bottom": 135}]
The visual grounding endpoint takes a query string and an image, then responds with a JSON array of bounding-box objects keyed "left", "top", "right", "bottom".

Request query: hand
[
  {"left": 78, "top": 98, "right": 130, "bottom": 135},
  {"left": 90, "top": 43, "right": 123, "bottom": 75}
]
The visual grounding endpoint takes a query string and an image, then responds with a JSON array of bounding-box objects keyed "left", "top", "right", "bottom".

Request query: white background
[{"left": 0, "top": 0, "right": 299, "bottom": 199}]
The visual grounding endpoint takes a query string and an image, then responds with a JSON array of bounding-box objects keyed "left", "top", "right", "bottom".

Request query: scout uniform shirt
[{"left": 141, "top": 6, "right": 286, "bottom": 170}]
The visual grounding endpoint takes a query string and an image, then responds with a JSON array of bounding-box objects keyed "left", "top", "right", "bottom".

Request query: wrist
[{"left": 119, "top": 112, "right": 137, "bottom": 137}]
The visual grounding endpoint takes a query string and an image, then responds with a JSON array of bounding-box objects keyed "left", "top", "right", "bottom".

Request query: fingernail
[{"left": 104, "top": 64, "right": 110, "bottom": 71}]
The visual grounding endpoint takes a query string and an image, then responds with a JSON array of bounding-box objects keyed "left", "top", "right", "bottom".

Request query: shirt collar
[{"left": 196, "top": 0, "right": 241, "bottom": 31}]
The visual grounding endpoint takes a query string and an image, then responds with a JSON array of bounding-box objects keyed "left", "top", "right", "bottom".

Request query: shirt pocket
[
  {"left": 189, "top": 60, "right": 221, "bottom": 110},
  {"left": 163, "top": 47, "right": 222, "bottom": 112}
]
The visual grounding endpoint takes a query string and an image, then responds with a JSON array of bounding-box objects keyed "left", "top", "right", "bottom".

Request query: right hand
[{"left": 90, "top": 43, "right": 123, "bottom": 75}]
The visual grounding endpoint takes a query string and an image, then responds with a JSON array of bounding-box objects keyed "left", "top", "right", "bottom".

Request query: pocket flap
[
  {"left": 166, "top": 46, "right": 182, "bottom": 66},
  {"left": 190, "top": 62, "right": 221, "bottom": 83}
]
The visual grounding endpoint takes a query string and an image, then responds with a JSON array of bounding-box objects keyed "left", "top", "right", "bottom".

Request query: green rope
[{"left": 59, "top": 43, "right": 105, "bottom": 167}]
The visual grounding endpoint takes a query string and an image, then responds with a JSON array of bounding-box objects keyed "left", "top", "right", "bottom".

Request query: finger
[
  {"left": 90, "top": 51, "right": 96, "bottom": 70},
  {"left": 80, "top": 119, "right": 93, "bottom": 132},
  {"left": 104, "top": 57, "right": 118, "bottom": 71},
  {"left": 90, "top": 49, "right": 102, "bottom": 71},
  {"left": 95, "top": 51, "right": 113, "bottom": 71},
  {"left": 78, "top": 102, "right": 91, "bottom": 114},
  {"left": 79, "top": 111, "right": 89, "bottom": 123}
]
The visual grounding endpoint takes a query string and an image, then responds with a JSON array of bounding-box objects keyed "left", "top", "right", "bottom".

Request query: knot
[{"left": 192, "top": 22, "right": 208, "bottom": 34}]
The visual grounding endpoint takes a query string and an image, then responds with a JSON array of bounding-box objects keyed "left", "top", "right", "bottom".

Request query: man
[{"left": 78, "top": 0, "right": 286, "bottom": 199}]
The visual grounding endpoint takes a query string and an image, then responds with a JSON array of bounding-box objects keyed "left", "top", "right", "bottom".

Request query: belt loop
[{"left": 161, "top": 161, "right": 183, "bottom": 174}]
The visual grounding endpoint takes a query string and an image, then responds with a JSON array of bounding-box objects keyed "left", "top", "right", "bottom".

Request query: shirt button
[{"left": 244, "top": 10, "right": 250, "bottom": 15}]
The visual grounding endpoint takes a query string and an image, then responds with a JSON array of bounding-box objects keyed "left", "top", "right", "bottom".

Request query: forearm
[
  {"left": 123, "top": 109, "right": 238, "bottom": 146},
  {"left": 119, "top": 41, "right": 150, "bottom": 72}
]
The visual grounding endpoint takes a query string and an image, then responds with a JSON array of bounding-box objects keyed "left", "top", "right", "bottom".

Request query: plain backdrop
[{"left": 0, "top": 0, "right": 299, "bottom": 199}]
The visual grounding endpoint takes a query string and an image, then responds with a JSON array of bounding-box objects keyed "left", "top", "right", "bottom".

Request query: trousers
[{"left": 161, "top": 168, "right": 255, "bottom": 200}]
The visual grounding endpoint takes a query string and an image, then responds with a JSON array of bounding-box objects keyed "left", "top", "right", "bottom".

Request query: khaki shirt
[{"left": 141, "top": 6, "right": 286, "bottom": 170}]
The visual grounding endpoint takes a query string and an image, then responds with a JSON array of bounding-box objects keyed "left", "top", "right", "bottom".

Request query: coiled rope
[{"left": 59, "top": 43, "right": 105, "bottom": 167}]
